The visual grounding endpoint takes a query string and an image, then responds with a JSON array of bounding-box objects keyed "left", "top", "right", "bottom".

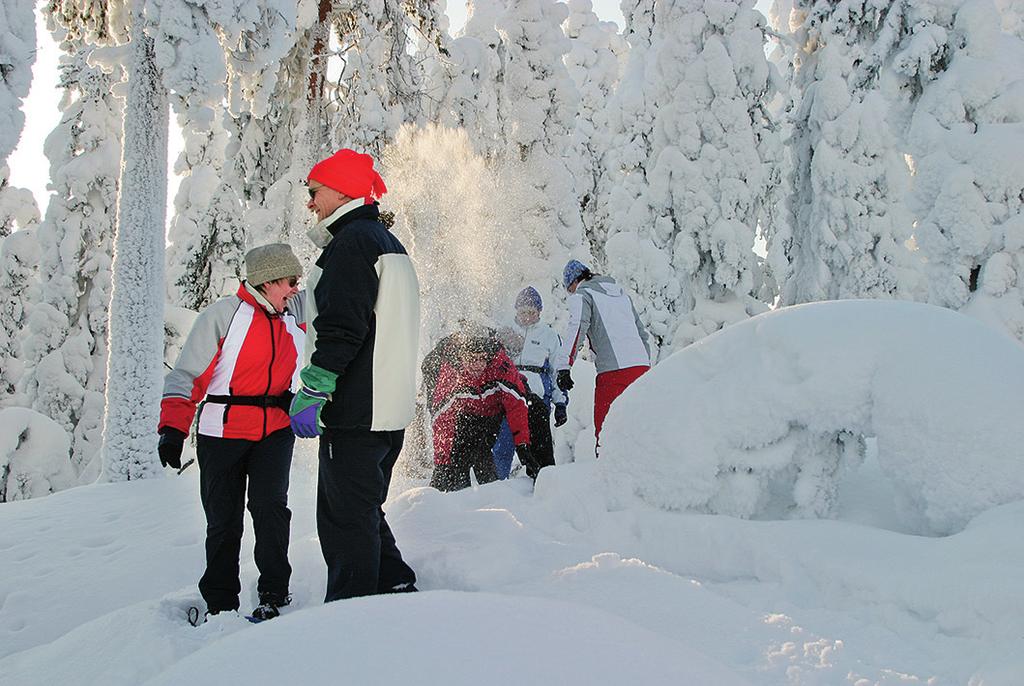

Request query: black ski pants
[
  {"left": 430, "top": 413, "right": 502, "bottom": 492},
  {"left": 317, "top": 427, "right": 417, "bottom": 602},
  {"left": 524, "top": 392, "right": 555, "bottom": 478},
  {"left": 196, "top": 428, "right": 293, "bottom": 612}
]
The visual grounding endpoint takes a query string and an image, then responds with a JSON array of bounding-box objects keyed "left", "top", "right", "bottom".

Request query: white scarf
[{"left": 306, "top": 197, "right": 366, "bottom": 248}]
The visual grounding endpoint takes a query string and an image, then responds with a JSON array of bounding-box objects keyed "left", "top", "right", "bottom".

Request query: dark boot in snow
[{"left": 250, "top": 592, "right": 291, "bottom": 622}]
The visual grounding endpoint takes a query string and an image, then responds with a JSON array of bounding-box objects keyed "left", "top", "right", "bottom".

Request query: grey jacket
[{"left": 555, "top": 276, "right": 650, "bottom": 374}]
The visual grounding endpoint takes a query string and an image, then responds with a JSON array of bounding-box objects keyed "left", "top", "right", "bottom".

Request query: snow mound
[
  {"left": 599, "top": 300, "right": 1024, "bottom": 534},
  {"left": 145, "top": 591, "right": 748, "bottom": 685},
  {"left": 0, "top": 407, "right": 74, "bottom": 502}
]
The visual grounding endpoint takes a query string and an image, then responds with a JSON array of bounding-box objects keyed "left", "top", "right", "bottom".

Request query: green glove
[{"left": 289, "top": 364, "right": 339, "bottom": 438}]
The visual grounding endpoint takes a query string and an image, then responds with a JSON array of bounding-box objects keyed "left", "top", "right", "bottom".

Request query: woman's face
[{"left": 260, "top": 275, "right": 300, "bottom": 312}]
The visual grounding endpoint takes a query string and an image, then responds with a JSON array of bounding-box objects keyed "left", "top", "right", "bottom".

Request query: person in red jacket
[
  {"left": 158, "top": 243, "right": 305, "bottom": 623},
  {"left": 423, "top": 326, "right": 534, "bottom": 492}
]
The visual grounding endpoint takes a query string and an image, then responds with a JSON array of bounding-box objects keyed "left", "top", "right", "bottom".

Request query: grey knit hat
[{"left": 245, "top": 243, "right": 302, "bottom": 286}]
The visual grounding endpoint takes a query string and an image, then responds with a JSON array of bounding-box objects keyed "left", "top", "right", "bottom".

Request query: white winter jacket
[
  {"left": 501, "top": 320, "right": 566, "bottom": 406},
  {"left": 555, "top": 275, "right": 651, "bottom": 375}
]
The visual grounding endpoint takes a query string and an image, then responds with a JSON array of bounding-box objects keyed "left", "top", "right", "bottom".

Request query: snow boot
[{"left": 249, "top": 592, "right": 291, "bottom": 622}]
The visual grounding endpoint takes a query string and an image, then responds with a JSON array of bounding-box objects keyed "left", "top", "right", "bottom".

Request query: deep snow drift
[
  {"left": 601, "top": 299, "right": 1024, "bottom": 535},
  {"left": 1, "top": 300, "right": 1022, "bottom": 685}
]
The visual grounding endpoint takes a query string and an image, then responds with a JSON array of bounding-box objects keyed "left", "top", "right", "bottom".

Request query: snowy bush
[
  {"left": 0, "top": 407, "right": 75, "bottom": 502},
  {"left": 599, "top": 300, "right": 1024, "bottom": 535}
]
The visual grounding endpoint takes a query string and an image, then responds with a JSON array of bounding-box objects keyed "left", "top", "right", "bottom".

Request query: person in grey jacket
[{"left": 554, "top": 260, "right": 651, "bottom": 443}]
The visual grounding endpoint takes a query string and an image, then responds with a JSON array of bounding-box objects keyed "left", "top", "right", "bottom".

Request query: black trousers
[
  {"left": 524, "top": 393, "right": 556, "bottom": 478},
  {"left": 317, "top": 427, "right": 417, "bottom": 602},
  {"left": 197, "top": 428, "right": 293, "bottom": 612},
  {"left": 430, "top": 413, "right": 502, "bottom": 492}
]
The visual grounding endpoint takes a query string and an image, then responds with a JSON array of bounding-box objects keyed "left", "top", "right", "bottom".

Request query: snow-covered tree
[
  {"left": 240, "top": 45, "right": 316, "bottom": 252},
  {"left": 781, "top": 0, "right": 920, "bottom": 305},
  {"left": 759, "top": 0, "right": 798, "bottom": 306},
  {"left": 1, "top": 0, "right": 40, "bottom": 236},
  {"left": 155, "top": 0, "right": 298, "bottom": 309},
  {"left": 898, "top": 0, "right": 1024, "bottom": 340},
  {"left": 0, "top": 228, "right": 41, "bottom": 407},
  {"left": 100, "top": 4, "right": 169, "bottom": 482},
  {"left": 563, "top": 0, "right": 627, "bottom": 253},
  {"left": 220, "top": 0, "right": 303, "bottom": 254},
  {"left": 247, "top": 1, "right": 336, "bottom": 260},
  {"left": 495, "top": 0, "right": 587, "bottom": 273},
  {"left": 329, "top": 0, "right": 442, "bottom": 156},
  {"left": 148, "top": 0, "right": 229, "bottom": 309},
  {"left": 0, "top": 169, "right": 39, "bottom": 239},
  {"left": 21, "top": 28, "right": 123, "bottom": 480},
  {"left": 0, "top": 0, "right": 35, "bottom": 169},
  {"left": 599, "top": 0, "right": 781, "bottom": 353},
  {"left": 430, "top": 0, "right": 507, "bottom": 157}
]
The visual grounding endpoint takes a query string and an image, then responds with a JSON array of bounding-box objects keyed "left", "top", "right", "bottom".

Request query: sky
[{"left": 6, "top": 1, "right": 628, "bottom": 214}]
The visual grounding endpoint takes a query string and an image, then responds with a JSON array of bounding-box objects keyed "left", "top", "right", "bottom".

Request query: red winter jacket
[
  {"left": 428, "top": 343, "right": 530, "bottom": 465},
  {"left": 159, "top": 283, "right": 306, "bottom": 440}
]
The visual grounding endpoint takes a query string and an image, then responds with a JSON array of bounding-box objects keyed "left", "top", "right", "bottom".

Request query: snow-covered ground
[{"left": 2, "top": 301, "right": 1023, "bottom": 685}]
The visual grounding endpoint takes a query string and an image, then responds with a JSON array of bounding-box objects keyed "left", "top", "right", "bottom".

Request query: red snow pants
[{"left": 593, "top": 365, "right": 649, "bottom": 444}]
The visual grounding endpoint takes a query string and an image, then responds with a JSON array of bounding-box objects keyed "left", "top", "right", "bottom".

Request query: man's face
[
  {"left": 567, "top": 280, "right": 579, "bottom": 294},
  {"left": 306, "top": 182, "right": 349, "bottom": 222}
]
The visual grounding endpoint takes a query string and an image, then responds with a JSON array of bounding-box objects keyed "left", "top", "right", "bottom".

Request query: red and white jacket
[
  {"left": 425, "top": 339, "right": 530, "bottom": 465},
  {"left": 159, "top": 283, "right": 305, "bottom": 440}
]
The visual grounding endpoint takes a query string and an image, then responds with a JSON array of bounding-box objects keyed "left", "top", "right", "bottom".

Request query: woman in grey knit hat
[{"left": 158, "top": 243, "right": 306, "bottom": 624}]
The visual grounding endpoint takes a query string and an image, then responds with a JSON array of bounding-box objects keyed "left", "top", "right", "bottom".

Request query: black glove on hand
[
  {"left": 158, "top": 428, "right": 186, "bottom": 470},
  {"left": 553, "top": 404, "right": 568, "bottom": 427},
  {"left": 556, "top": 369, "right": 574, "bottom": 392},
  {"left": 512, "top": 446, "right": 536, "bottom": 479}
]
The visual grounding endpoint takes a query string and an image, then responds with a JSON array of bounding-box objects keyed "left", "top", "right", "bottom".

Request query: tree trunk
[{"left": 101, "top": 7, "right": 169, "bottom": 481}]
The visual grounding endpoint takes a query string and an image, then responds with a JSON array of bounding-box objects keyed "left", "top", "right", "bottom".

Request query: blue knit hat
[
  {"left": 563, "top": 259, "right": 589, "bottom": 290},
  {"left": 515, "top": 286, "right": 543, "bottom": 311}
]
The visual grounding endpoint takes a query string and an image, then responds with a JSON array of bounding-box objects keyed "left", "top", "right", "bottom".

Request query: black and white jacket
[{"left": 306, "top": 199, "right": 420, "bottom": 431}]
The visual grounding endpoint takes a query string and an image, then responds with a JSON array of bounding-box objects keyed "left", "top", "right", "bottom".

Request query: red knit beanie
[{"left": 307, "top": 149, "right": 388, "bottom": 203}]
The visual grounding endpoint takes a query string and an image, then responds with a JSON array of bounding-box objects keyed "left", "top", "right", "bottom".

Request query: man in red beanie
[
  {"left": 289, "top": 149, "right": 420, "bottom": 602},
  {"left": 305, "top": 149, "right": 388, "bottom": 222}
]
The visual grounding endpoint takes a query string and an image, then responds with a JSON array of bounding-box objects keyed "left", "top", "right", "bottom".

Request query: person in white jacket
[
  {"left": 492, "top": 287, "right": 566, "bottom": 479},
  {"left": 555, "top": 260, "right": 651, "bottom": 444}
]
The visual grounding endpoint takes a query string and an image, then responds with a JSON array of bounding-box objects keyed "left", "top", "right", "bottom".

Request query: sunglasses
[
  {"left": 307, "top": 185, "right": 324, "bottom": 200},
  {"left": 286, "top": 277, "right": 299, "bottom": 288}
]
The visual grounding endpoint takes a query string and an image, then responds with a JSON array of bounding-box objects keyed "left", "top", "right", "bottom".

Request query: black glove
[
  {"left": 553, "top": 403, "right": 568, "bottom": 427},
  {"left": 556, "top": 369, "right": 574, "bottom": 392},
  {"left": 515, "top": 444, "right": 537, "bottom": 479},
  {"left": 158, "top": 428, "right": 186, "bottom": 470}
]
